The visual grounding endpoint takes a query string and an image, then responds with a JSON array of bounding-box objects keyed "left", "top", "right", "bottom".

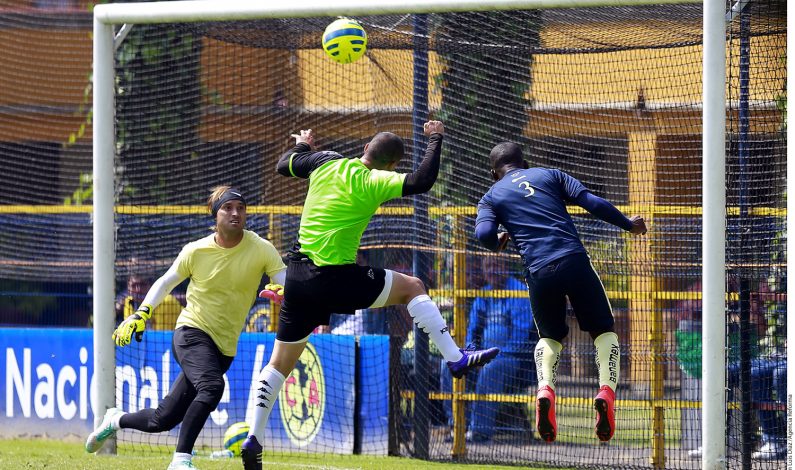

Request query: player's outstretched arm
[
  {"left": 276, "top": 128, "right": 344, "bottom": 179},
  {"left": 403, "top": 120, "right": 444, "bottom": 196},
  {"left": 276, "top": 128, "right": 314, "bottom": 177},
  {"left": 575, "top": 191, "right": 647, "bottom": 234}
]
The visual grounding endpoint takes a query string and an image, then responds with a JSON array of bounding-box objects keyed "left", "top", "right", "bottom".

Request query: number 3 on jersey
[
  {"left": 511, "top": 173, "right": 535, "bottom": 197},
  {"left": 518, "top": 181, "right": 535, "bottom": 197}
]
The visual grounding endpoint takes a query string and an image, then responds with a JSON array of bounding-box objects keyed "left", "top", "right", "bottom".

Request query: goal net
[{"left": 92, "top": 1, "right": 784, "bottom": 468}]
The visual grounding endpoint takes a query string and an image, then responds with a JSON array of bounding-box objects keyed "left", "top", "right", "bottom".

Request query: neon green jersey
[
  {"left": 174, "top": 230, "right": 285, "bottom": 356},
  {"left": 298, "top": 158, "right": 405, "bottom": 266}
]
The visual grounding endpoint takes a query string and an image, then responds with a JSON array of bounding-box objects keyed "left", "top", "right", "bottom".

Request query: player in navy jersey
[{"left": 475, "top": 142, "right": 647, "bottom": 443}]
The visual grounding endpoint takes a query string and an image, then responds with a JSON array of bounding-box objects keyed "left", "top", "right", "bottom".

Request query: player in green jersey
[{"left": 241, "top": 122, "right": 500, "bottom": 470}]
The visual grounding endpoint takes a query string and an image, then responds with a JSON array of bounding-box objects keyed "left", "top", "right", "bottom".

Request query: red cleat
[
  {"left": 594, "top": 385, "right": 616, "bottom": 442},
  {"left": 536, "top": 385, "right": 557, "bottom": 443}
]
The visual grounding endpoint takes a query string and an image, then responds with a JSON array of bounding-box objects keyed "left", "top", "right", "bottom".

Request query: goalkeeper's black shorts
[{"left": 276, "top": 253, "right": 387, "bottom": 342}]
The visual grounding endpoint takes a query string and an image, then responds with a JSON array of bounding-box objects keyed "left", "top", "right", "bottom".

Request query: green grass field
[{"left": 0, "top": 438, "right": 571, "bottom": 470}]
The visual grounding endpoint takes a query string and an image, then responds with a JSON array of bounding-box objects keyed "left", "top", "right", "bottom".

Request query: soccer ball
[
  {"left": 321, "top": 18, "right": 367, "bottom": 64},
  {"left": 223, "top": 421, "right": 250, "bottom": 456}
]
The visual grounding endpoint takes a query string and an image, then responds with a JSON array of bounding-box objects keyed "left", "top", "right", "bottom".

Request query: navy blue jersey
[{"left": 476, "top": 168, "right": 588, "bottom": 273}]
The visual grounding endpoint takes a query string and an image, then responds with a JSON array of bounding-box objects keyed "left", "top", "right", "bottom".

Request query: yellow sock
[
  {"left": 594, "top": 332, "right": 620, "bottom": 391},
  {"left": 534, "top": 338, "right": 563, "bottom": 390}
]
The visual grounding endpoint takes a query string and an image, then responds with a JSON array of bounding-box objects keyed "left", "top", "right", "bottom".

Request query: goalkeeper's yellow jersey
[{"left": 174, "top": 230, "right": 285, "bottom": 356}]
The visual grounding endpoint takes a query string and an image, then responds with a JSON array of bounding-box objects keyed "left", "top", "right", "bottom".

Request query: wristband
[{"left": 135, "top": 303, "right": 153, "bottom": 320}]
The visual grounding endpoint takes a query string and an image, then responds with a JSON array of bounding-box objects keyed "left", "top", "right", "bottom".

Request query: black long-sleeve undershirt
[
  {"left": 276, "top": 143, "right": 341, "bottom": 178},
  {"left": 402, "top": 133, "right": 443, "bottom": 196}
]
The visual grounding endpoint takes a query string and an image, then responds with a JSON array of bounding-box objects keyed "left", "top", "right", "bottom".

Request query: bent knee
[
  {"left": 195, "top": 378, "right": 226, "bottom": 409},
  {"left": 403, "top": 276, "right": 426, "bottom": 304},
  {"left": 386, "top": 272, "right": 428, "bottom": 306}
]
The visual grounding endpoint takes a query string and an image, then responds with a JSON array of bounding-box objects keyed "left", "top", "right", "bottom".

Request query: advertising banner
[{"left": 0, "top": 329, "right": 388, "bottom": 454}]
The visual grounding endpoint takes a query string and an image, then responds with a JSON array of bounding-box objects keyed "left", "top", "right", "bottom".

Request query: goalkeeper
[
  {"left": 241, "top": 121, "right": 500, "bottom": 470},
  {"left": 475, "top": 142, "right": 647, "bottom": 444},
  {"left": 85, "top": 186, "right": 286, "bottom": 470}
]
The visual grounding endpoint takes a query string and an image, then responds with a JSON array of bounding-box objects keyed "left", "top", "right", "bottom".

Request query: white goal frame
[{"left": 92, "top": 1, "right": 755, "bottom": 469}]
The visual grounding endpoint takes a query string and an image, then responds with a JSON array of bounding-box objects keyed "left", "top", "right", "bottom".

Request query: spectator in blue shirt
[{"left": 440, "top": 255, "right": 537, "bottom": 442}]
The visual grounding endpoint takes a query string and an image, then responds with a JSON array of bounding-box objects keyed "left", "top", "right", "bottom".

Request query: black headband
[{"left": 211, "top": 189, "right": 246, "bottom": 217}]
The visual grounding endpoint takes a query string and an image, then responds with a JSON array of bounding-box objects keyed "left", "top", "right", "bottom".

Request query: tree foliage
[
  {"left": 434, "top": 11, "right": 542, "bottom": 205},
  {"left": 116, "top": 25, "right": 201, "bottom": 204}
]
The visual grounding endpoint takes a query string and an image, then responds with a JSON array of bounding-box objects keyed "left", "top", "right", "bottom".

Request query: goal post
[
  {"left": 91, "top": 0, "right": 758, "bottom": 467},
  {"left": 91, "top": 15, "right": 116, "bottom": 455},
  {"left": 700, "top": 1, "right": 726, "bottom": 469}
]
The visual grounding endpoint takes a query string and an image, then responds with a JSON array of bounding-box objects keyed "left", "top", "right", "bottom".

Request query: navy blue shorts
[
  {"left": 524, "top": 252, "right": 614, "bottom": 341},
  {"left": 277, "top": 253, "right": 386, "bottom": 342}
]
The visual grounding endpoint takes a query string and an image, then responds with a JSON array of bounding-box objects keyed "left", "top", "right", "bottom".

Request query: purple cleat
[
  {"left": 447, "top": 346, "right": 500, "bottom": 379},
  {"left": 241, "top": 435, "right": 263, "bottom": 470}
]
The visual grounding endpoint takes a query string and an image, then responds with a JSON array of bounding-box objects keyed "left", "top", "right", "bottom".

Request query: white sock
[
  {"left": 594, "top": 332, "right": 620, "bottom": 391},
  {"left": 172, "top": 452, "right": 192, "bottom": 463},
  {"left": 248, "top": 365, "right": 286, "bottom": 443},
  {"left": 407, "top": 295, "right": 463, "bottom": 362},
  {"left": 535, "top": 338, "right": 563, "bottom": 390},
  {"left": 111, "top": 413, "right": 123, "bottom": 430}
]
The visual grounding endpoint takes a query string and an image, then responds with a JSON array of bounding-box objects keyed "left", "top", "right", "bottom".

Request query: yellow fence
[{"left": 8, "top": 202, "right": 786, "bottom": 465}]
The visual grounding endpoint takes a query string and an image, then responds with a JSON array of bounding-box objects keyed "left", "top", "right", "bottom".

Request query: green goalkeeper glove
[{"left": 112, "top": 304, "right": 153, "bottom": 347}]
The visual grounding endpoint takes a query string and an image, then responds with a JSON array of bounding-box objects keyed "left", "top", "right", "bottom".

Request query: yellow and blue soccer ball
[
  {"left": 322, "top": 18, "right": 367, "bottom": 64},
  {"left": 223, "top": 421, "right": 250, "bottom": 456}
]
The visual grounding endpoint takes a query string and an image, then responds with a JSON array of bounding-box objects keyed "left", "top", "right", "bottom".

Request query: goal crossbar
[{"left": 93, "top": 0, "right": 701, "bottom": 24}]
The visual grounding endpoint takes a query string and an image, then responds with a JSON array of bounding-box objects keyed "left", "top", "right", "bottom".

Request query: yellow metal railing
[
  {"left": 5, "top": 202, "right": 786, "bottom": 462},
  {"left": 2, "top": 203, "right": 786, "bottom": 217}
]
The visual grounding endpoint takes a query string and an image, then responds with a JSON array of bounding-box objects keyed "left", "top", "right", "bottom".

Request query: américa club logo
[{"left": 279, "top": 342, "right": 325, "bottom": 446}]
